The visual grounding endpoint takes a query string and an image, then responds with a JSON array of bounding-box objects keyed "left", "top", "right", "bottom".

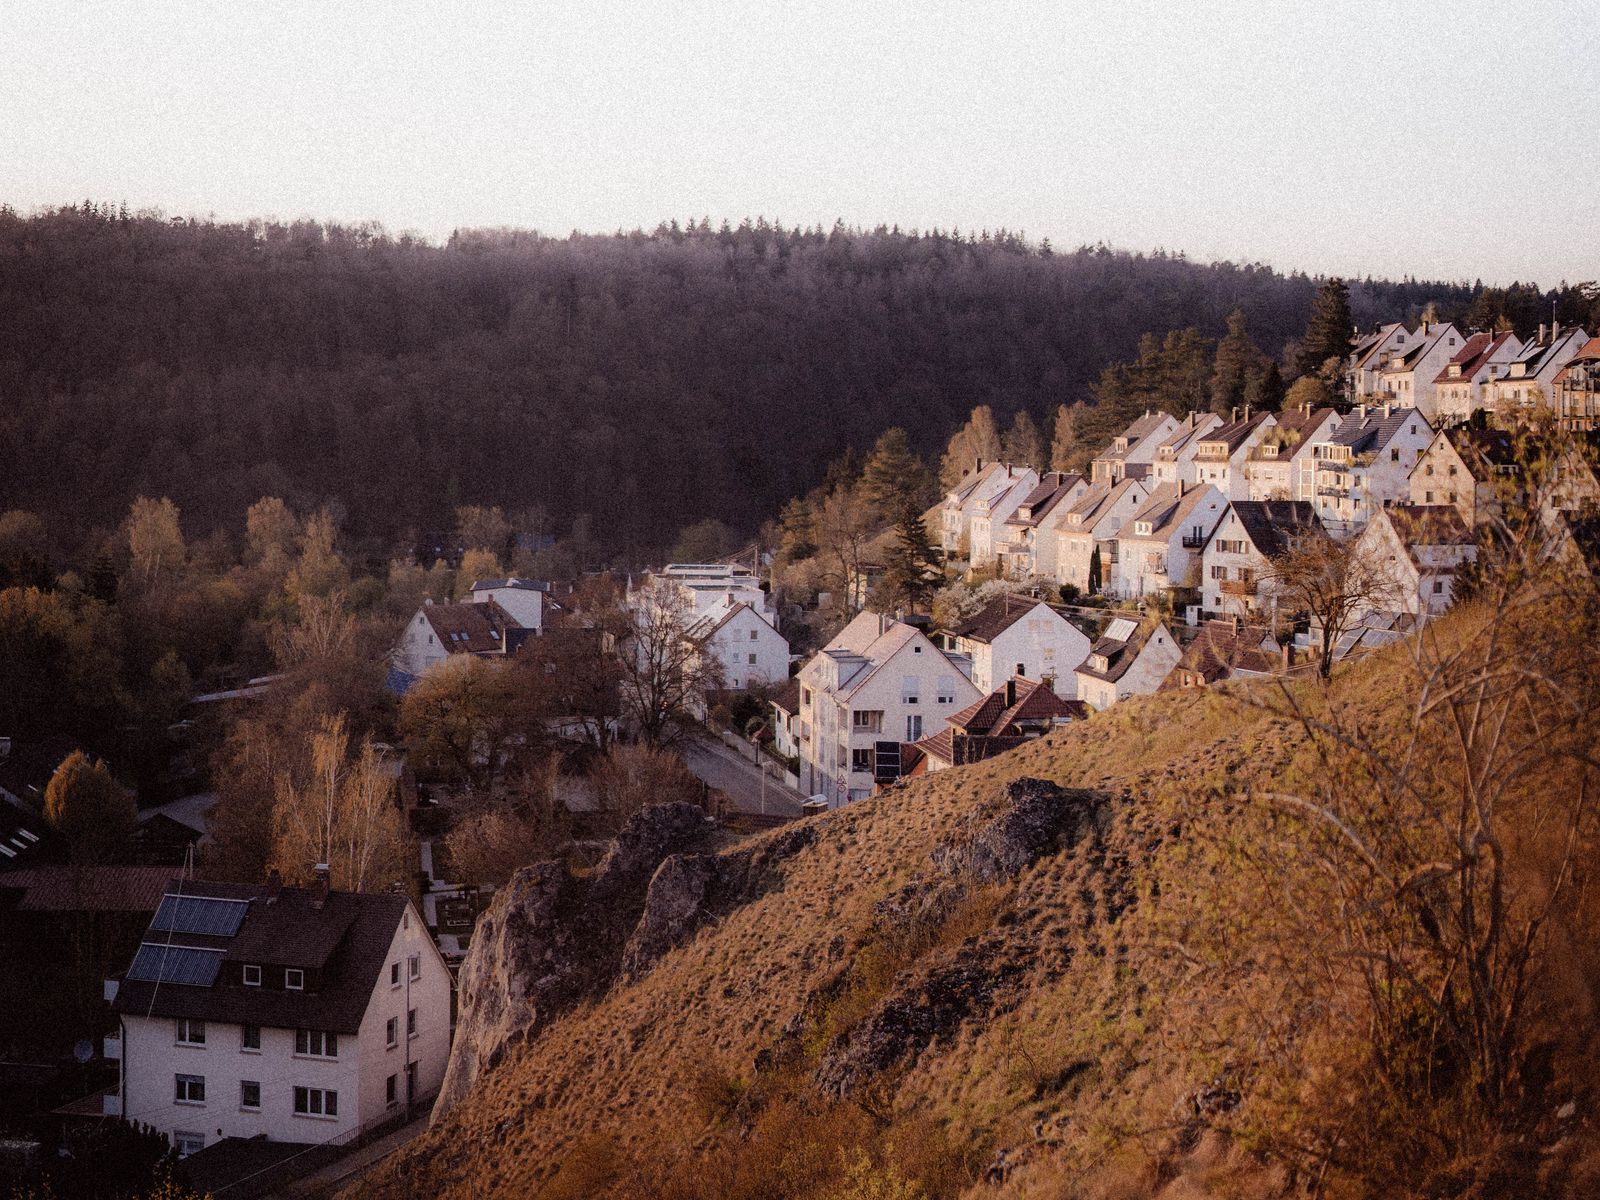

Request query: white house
[
  {"left": 1350, "top": 504, "right": 1477, "bottom": 619},
  {"left": 688, "top": 599, "right": 789, "bottom": 692},
  {"left": 1481, "top": 325, "right": 1591, "bottom": 419},
  {"left": 994, "top": 472, "right": 1088, "bottom": 581},
  {"left": 651, "top": 563, "right": 774, "bottom": 621},
  {"left": 939, "top": 462, "right": 1032, "bottom": 561},
  {"left": 1073, "top": 617, "right": 1182, "bottom": 710},
  {"left": 940, "top": 594, "right": 1091, "bottom": 699},
  {"left": 769, "top": 679, "right": 801, "bottom": 761},
  {"left": 1310, "top": 405, "right": 1435, "bottom": 537},
  {"left": 1200, "top": 500, "right": 1322, "bottom": 619},
  {"left": 391, "top": 600, "right": 523, "bottom": 678},
  {"left": 968, "top": 466, "right": 1041, "bottom": 571},
  {"left": 1373, "top": 322, "right": 1466, "bottom": 414},
  {"left": 1055, "top": 477, "right": 1151, "bottom": 593},
  {"left": 109, "top": 873, "right": 451, "bottom": 1159},
  {"left": 1149, "top": 412, "right": 1224, "bottom": 487},
  {"left": 1348, "top": 322, "right": 1414, "bottom": 401},
  {"left": 1089, "top": 411, "right": 1181, "bottom": 484},
  {"left": 1190, "top": 411, "right": 1276, "bottom": 500},
  {"left": 466, "top": 578, "right": 546, "bottom": 631},
  {"left": 1429, "top": 332, "right": 1522, "bottom": 427},
  {"left": 1109, "top": 482, "right": 1227, "bottom": 600},
  {"left": 1244, "top": 405, "right": 1342, "bottom": 502},
  {"left": 796, "top": 612, "right": 981, "bottom": 805}
]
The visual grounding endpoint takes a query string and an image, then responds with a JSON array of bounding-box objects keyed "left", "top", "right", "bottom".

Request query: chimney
[
  {"left": 312, "top": 864, "right": 330, "bottom": 909},
  {"left": 1281, "top": 640, "right": 1293, "bottom": 673},
  {"left": 1243, "top": 403, "right": 1251, "bottom": 421},
  {"left": 265, "top": 868, "right": 282, "bottom": 902},
  {"left": 1538, "top": 323, "right": 1547, "bottom": 344},
  {"left": 1231, "top": 406, "right": 1238, "bottom": 423},
  {"left": 1383, "top": 400, "right": 1391, "bottom": 418},
  {"left": 1005, "top": 678, "right": 1017, "bottom": 707}
]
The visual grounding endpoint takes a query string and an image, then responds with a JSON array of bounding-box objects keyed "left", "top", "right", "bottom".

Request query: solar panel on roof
[
  {"left": 1105, "top": 618, "right": 1138, "bottom": 642},
  {"left": 150, "top": 894, "right": 248, "bottom": 937},
  {"left": 128, "top": 943, "right": 224, "bottom": 987}
]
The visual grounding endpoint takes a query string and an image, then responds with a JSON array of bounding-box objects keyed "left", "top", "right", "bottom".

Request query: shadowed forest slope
[
  {"left": 0, "top": 206, "right": 1474, "bottom": 556},
  {"left": 350, "top": 599, "right": 1600, "bottom": 1200}
]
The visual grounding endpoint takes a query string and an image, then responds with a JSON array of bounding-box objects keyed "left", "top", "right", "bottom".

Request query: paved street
[{"left": 681, "top": 737, "right": 807, "bottom": 818}]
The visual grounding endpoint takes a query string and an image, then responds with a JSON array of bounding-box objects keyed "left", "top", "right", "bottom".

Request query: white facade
[
  {"left": 650, "top": 563, "right": 774, "bottom": 622},
  {"left": 1110, "top": 483, "right": 1227, "bottom": 600},
  {"left": 1089, "top": 412, "right": 1181, "bottom": 484},
  {"left": 1191, "top": 414, "right": 1276, "bottom": 500},
  {"left": 940, "top": 462, "right": 1028, "bottom": 560},
  {"left": 1348, "top": 323, "right": 1414, "bottom": 401},
  {"left": 468, "top": 580, "right": 544, "bottom": 630},
  {"left": 1200, "top": 501, "right": 1319, "bottom": 619},
  {"left": 1055, "top": 479, "right": 1150, "bottom": 592},
  {"left": 1310, "top": 407, "right": 1435, "bottom": 538},
  {"left": 1481, "top": 326, "right": 1591, "bottom": 419},
  {"left": 115, "top": 900, "right": 449, "bottom": 1157},
  {"left": 1149, "top": 413, "right": 1224, "bottom": 487},
  {"left": 1350, "top": 506, "right": 1477, "bottom": 619},
  {"left": 1244, "top": 408, "right": 1343, "bottom": 502},
  {"left": 1374, "top": 323, "right": 1465, "bottom": 414},
  {"left": 393, "top": 609, "right": 451, "bottom": 677},
  {"left": 968, "top": 468, "right": 1041, "bottom": 570},
  {"left": 1074, "top": 619, "right": 1182, "bottom": 710},
  {"left": 694, "top": 601, "right": 789, "bottom": 691},
  {"left": 1429, "top": 332, "right": 1522, "bottom": 426},
  {"left": 797, "top": 613, "right": 981, "bottom": 804},
  {"left": 945, "top": 600, "right": 1091, "bottom": 700}
]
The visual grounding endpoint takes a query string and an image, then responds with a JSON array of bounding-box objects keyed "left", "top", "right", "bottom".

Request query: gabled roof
[
  {"left": 1061, "top": 476, "right": 1144, "bottom": 532},
  {"left": 1118, "top": 482, "right": 1223, "bottom": 541},
  {"left": 1004, "top": 472, "right": 1085, "bottom": 529},
  {"left": 421, "top": 600, "right": 518, "bottom": 652},
  {"left": 1383, "top": 503, "right": 1473, "bottom": 550},
  {"left": 469, "top": 577, "right": 548, "bottom": 593},
  {"left": 0, "top": 866, "right": 172, "bottom": 913},
  {"left": 770, "top": 677, "right": 801, "bottom": 716},
  {"left": 1155, "top": 412, "right": 1224, "bottom": 459},
  {"left": 1554, "top": 336, "right": 1600, "bottom": 384},
  {"left": 1328, "top": 408, "right": 1426, "bottom": 457},
  {"left": 687, "top": 600, "right": 774, "bottom": 644},
  {"left": 1353, "top": 322, "right": 1407, "bottom": 370},
  {"left": 113, "top": 879, "right": 411, "bottom": 1035},
  {"left": 1379, "top": 323, "right": 1459, "bottom": 375},
  {"left": 948, "top": 460, "right": 1011, "bottom": 505},
  {"left": 1250, "top": 406, "right": 1339, "bottom": 461},
  {"left": 946, "top": 677, "right": 1085, "bottom": 733},
  {"left": 1503, "top": 327, "right": 1590, "bottom": 380},
  {"left": 946, "top": 594, "right": 1062, "bottom": 645},
  {"left": 1223, "top": 500, "right": 1321, "bottom": 560},
  {"left": 1170, "top": 620, "right": 1280, "bottom": 684},
  {"left": 1432, "top": 332, "right": 1513, "bottom": 385},
  {"left": 1196, "top": 411, "right": 1273, "bottom": 455},
  {"left": 1097, "top": 410, "right": 1176, "bottom": 461},
  {"left": 1076, "top": 620, "right": 1170, "bottom": 684},
  {"left": 1438, "top": 424, "right": 1518, "bottom": 469}
]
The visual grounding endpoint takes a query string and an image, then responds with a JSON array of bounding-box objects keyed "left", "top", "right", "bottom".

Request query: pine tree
[
  {"left": 1243, "top": 360, "right": 1286, "bottom": 412},
  {"left": 1295, "top": 278, "right": 1354, "bottom": 381},
  {"left": 881, "top": 497, "right": 942, "bottom": 613},
  {"left": 1211, "top": 309, "right": 1268, "bottom": 414},
  {"left": 1001, "top": 410, "right": 1046, "bottom": 471},
  {"left": 861, "top": 427, "right": 931, "bottom": 516}
]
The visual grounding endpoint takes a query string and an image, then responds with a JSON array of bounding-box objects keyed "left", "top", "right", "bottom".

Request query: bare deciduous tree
[
  {"left": 615, "top": 578, "right": 724, "bottom": 746},
  {"left": 1269, "top": 525, "right": 1402, "bottom": 679}
]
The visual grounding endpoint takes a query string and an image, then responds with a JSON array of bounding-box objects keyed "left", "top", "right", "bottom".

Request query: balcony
[
  {"left": 1219, "top": 578, "right": 1256, "bottom": 597},
  {"left": 1180, "top": 534, "right": 1207, "bottom": 549},
  {"left": 103, "top": 1034, "right": 121, "bottom": 1061}
]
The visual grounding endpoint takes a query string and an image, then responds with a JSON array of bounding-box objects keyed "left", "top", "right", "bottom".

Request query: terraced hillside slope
[{"left": 352, "top": 604, "right": 1600, "bottom": 1200}]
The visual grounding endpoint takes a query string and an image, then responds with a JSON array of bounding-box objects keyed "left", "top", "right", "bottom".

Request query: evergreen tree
[
  {"left": 1210, "top": 309, "right": 1270, "bottom": 414},
  {"left": 1001, "top": 410, "right": 1046, "bottom": 471},
  {"left": 1088, "top": 545, "right": 1103, "bottom": 595},
  {"left": 1295, "top": 278, "right": 1354, "bottom": 382},
  {"left": 881, "top": 497, "right": 942, "bottom": 613},
  {"left": 861, "top": 427, "right": 931, "bottom": 515},
  {"left": 1243, "top": 359, "right": 1286, "bottom": 412}
]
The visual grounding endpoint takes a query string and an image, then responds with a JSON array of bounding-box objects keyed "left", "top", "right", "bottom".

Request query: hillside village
[{"left": 1, "top": 307, "right": 1598, "bottom": 1198}]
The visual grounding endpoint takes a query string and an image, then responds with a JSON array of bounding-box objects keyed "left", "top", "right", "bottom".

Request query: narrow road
[
  {"left": 262, "top": 1113, "right": 431, "bottom": 1198},
  {"left": 681, "top": 737, "right": 807, "bottom": 818}
]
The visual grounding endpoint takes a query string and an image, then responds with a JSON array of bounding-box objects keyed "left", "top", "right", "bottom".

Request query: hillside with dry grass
[{"left": 351, "top": 590, "right": 1600, "bottom": 1200}]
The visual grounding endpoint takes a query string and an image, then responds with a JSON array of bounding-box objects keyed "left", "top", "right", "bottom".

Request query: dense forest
[{"left": 0, "top": 203, "right": 1523, "bottom": 560}]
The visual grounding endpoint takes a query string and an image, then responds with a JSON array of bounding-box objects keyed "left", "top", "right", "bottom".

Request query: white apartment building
[
  {"left": 1148, "top": 412, "right": 1224, "bottom": 487},
  {"left": 940, "top": 462, "right": 1031, "bottom": 561},
  {"left": 651, "top": 563, "right": 774, "bottom": 621},
  {"left": 1348, "top": 322, "right": 1414, "bottom": 401},
  {"left": 1109, "top": 482, "right": 1227, "bottom": 600},
  {"left": 968, "top": 466, "right": 1041, "bottom": 570},
  {"left": 109, "top": 874, "right": 451, "bottom": 1159},
  {"left": 1190, "top": 411, "right": 1276, "bottom": 500},
  {"left": 1200, "top": 500, "right": 1322, "bottom": 619},
  {"left": 1429, "top": 332, "right": 1522, "bottom": 427},
  {"left": 1350, "top": 504, "right": 1477, "bottom": 620},
  {"left": 940, "top": 594, "right": 1091, "bottom": 699},
  {"left": 466, "top": 578, "right": 546, "bottom": 631},
  {"left": 797, "top": 612, "right": 981, "bottom": 805},
  {"left": 1310, "top": 405, "right": 1435, "bottom": 538},
  {"left": 1055, "top": 477, "right": 1150, "bottom": 593},
  {"left": 1481, "top": 325, "right": 1591, "bottom": 418},
  {"left": 391, "top": 599, "right": 523, "bottom": 678},
  {"left": 688, "top": 599, "right": 789, "bottom": 691},
  {"left": 1374, "top": 322, "right": 1465, "bottom": 414},
  {"left": 1089, "top": 411, "right": 1181, "bottom": 484},
  {"left": 1244, "top": 406, "right": 1342, "bottom": 502},
  {"left": 993, "top": 472, "right": 1088, "bottom": 581},
  {"left": 1074, "top": 617, "right": 1182, "bottom": 710}
]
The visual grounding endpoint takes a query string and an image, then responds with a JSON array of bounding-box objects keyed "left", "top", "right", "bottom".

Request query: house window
[
  {"left": 241, "top": 1024, "right": 261, "bottom": 1052},
  {"left": 242, "top": 964, "right": 261, "bottom": 987},
  {"left": 851, "top": 710, "right": 883, "bottom": 733},
  {"left": 936, "top": 676, "right": 955, "bottom": 704},
  {"left": 409, "top": 953, "right": 421, "bottom": 981},
  {"left": 748, "top": 653, "right": 757, "bottom": 665},
  {"left": 285, "top": 968, "right": 304, "bottom": 991},
  {"left": 851, "top": 748, "right": 874, "bottom": 773},
  {"left": 173, "top": 1131, "right": 205, "bottom": 1158},
  {"left": 386, "top": 1016, "right": 399, "bottom": 1047},
  {"left": 295, "top": 1029, "right": 338, "bottom": 1058},
  {"left": 293, "top": 1086, "right": 338, "bottom": 1118},
  {"left": 905, "top": 715, "right": 923, "bottom": 742},
  {"left": 749, "top": 629, "right": 758, "bottom": 640},
  {"left": 391, "top": 962, "right": 400, "bottom": 988},
  {"left": 386, "top": 1074, "right": 398, "bottom": 1106},
  {"left": 175, "top": 1074, "right": 205, "bottom": 1105},
  {"left": 1433, "top": 580, "right": 1445, "bottom": 594},
  {"left": 901, "top": 676, "right": 919, "bottom": 703},
  {"left": 1424, "top": 491, "right": 1433, "bottom": 503},
  {"left": 407, "top": 1008, "right": 418, "bottom": 1038},
  {"left": 1391, "top": 449, "right": 1400, "bottom": 462},
  {"left": 240, "top": 1080, "right": 261, "bottom": 1111},
  {"left": 175, "top": 1019, "right": 205, "bottom": 1047}
]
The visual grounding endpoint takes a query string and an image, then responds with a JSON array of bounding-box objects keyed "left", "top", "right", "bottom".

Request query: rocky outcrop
[
  {"left": 815, "top": 779, "right": 1106, "bottom": 1097},
  {"left": 433, "top": 802, "right": 717, "bottom": 1117},
  {"left": 622, "top": 821, "right": 816, "bottom": 979}
]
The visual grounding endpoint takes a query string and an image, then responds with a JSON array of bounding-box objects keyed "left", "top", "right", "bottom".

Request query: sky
[{"left": 3, "top": 0, "right": 1597, "bottom": 285}]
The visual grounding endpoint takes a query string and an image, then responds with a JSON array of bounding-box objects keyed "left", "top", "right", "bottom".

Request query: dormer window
[
  {"left": 285, "top": 968, "right": 304, "bottom": 991},
  {"left": 1135, "top": 521, "right": 1152, "bottom": 536},
  {"left": 242, "top": 964, "right": 261, "bottom": 987}
]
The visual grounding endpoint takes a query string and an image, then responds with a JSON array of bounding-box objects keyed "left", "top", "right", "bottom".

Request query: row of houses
[{"left": 1348, "top": 320, "right": 1598, "bottom": 429}]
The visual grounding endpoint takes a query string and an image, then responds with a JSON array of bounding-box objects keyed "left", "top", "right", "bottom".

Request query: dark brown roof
[
  {"left": 0, "top": 865, "right": 172, "bottom": 913},
  {"left": 947, "top": 677, "right": 1085, "bottom": 734},
  {"left": 1441, "top": 425, "right": 1518, "bottom": 468},
  {"left": 1225, "top": 500, "right": 1321, "bottom": 560},
  {"left": 770, "top": 677, "right": 801, "bottom": 716},
  {"left": 423, "top": 600, "right": 515, "bottom": 654},
  {"left": 1385, "top": 503, "right": 1473, "bottom": 548},
  {"left": 947, "top": 594, "right": 1055, "bottom": 644},
  {"left": 1173, "top": 621, "right": 1280, "bottom": 684},
  {"left": 113, "top": 879, "right": 410, "bottom": 1034},
  {"left": 1075, "top": 621, "right": 1170, "bottom": 685}
]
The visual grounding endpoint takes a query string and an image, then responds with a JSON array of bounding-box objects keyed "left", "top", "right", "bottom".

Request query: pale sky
[{"left": 3, "top": 0, "right": 1597, "bottom": 285}]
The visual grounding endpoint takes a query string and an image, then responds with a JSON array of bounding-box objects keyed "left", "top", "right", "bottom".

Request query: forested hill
[{"left": 0, "top": 205, "right": 1469, "bottom": 557}]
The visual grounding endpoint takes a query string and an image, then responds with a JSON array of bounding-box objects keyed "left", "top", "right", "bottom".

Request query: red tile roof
[{"left": 423, "top": 600, "right": 516, "bottom": 654}]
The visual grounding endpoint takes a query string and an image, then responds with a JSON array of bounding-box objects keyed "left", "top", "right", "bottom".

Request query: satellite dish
[{"left": 73, "top": 1038, "right": 94, "bottom": 1064}]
